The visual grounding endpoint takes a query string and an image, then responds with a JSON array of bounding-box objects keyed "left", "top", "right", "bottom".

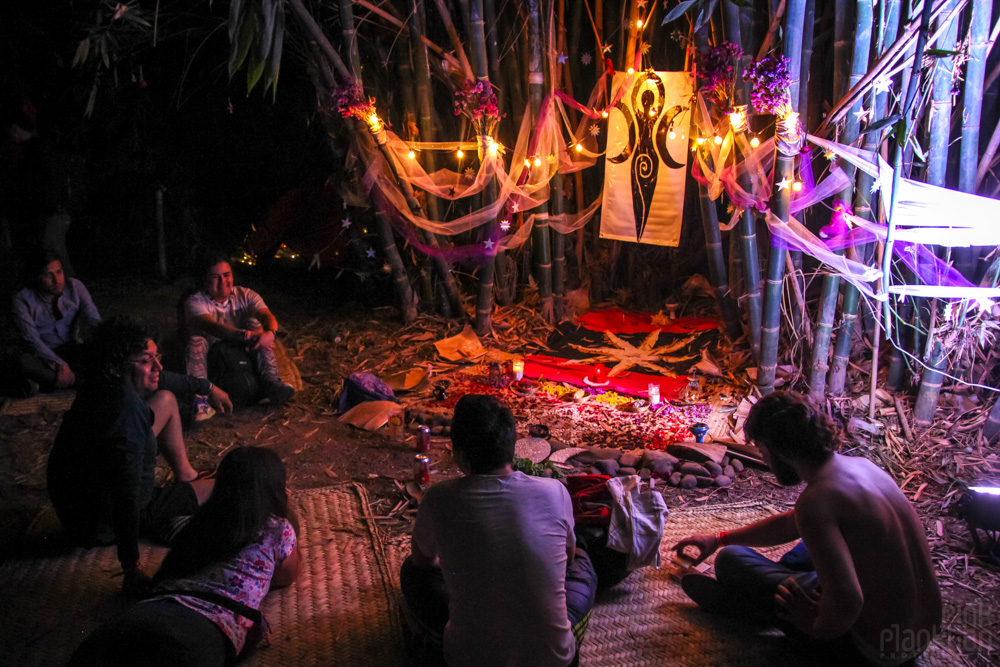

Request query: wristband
[
  {"left": 242, "top": 329, "right": 252, "bottom": 343},
  {"left": 716, "top": 531, "right": 731, "bottom": 547}
]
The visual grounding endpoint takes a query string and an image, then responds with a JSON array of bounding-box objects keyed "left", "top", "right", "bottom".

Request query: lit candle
[
  {"left": 512, "top": 359, "right": 525, "bottom": 381},
  {"left": 594, "top": 365, "right": 606, "bottom": 383},
  {"left": 648, "top": 383, "right": 661, "bottom": 406}
]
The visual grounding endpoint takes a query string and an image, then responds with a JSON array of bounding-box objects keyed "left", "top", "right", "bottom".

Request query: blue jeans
[{"left": 712, "top": 541, "right": 819, "bottom": 625}]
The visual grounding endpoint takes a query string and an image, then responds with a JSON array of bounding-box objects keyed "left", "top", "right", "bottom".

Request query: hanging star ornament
[
  {"left": 484, "top": 239, "right": 495, "bottom": 250},
  {"left": 853, "top": 107, "right": 870, "bottom": 123},
  {"left": 564, "top": 331, "right": 698, "bottom": 377},
  {"left": 873, "top": 76, "right": 892, "bottom": 95},
  {"left": 777, "top": 177, "right": 793, "bottom": 191},
  {"left": 636, "top": 0, "right": 647, "bottom": 7},
  {"left": 382, "top": 263, "right": 392, "bottom": 273},
  {"left": 581, "top": 52, "right": 593, "bottom": 65},
  {"left": 824, "top": 150, "right": 837, "bottom": 161},
  {"left": 557, "top": 52, "right": 568, "bottom": 64},
  {"left": 366, "top": 247, "right": 376, "bottom": 258},
  {"left": 342, "top": 216, "right": 352, "bottom": 229},
  {"left": 602, "top": 43, "right": 613, "bottom": 54},
  {"left": 641, "top": 42, "right": 652, "bottom": 55},
  {"left": 589, "top": 123, "right": 601, "bottom": 137}
]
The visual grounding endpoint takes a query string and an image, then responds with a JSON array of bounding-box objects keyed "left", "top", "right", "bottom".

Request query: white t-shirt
[
  {"left": 413, "top": 471, "right": 576, "bottom": 667},
  {"left": 185, "top": 286, "right": 267, "bottom": 332}
]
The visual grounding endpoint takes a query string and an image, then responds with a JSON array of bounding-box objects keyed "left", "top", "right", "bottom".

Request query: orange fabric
[{"left": 523, "top": 354, "right": 689, "bottom": 399}]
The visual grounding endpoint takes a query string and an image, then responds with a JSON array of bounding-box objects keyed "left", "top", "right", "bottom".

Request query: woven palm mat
[
  {"left": 0, "top": 483, "right": 405, "bottom": 666},
  {"left": 0, "top": 389, "right": 75, "bottom": 416}
]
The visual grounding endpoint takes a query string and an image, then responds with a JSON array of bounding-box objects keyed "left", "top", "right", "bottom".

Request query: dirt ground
[{"left": 1, "top": 269, "right": 998, "bottom": 665}]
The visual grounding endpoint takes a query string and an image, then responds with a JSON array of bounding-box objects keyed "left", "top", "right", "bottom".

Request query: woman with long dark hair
[{"left": 69, "top": 447, "right": 300, "bottom": 666}]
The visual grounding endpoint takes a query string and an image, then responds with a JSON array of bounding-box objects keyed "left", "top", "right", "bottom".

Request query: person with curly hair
[
  {"left": 47, "top": 317, "right": 232, "bottom": 595},
  {"left": 672, "top": 391, "right": 941, "bottom": 666}
]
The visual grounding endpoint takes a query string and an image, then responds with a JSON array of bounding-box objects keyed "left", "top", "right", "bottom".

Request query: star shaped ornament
[
  {"left": 641, "top": 42, "right": 651, "bottom": 55},
  {"left": 777, "top": 177, "right": 793, "bottom": 191},
  {"left": 382, "top": 263, "right": 392, "bottom": 273},
  {"left": 564, "top": 331, "right": 698, "bottom": 377},
  {"left": 873, "top": 76, "right": 892, "bottom": 94},
  {"left": 589, "top": 123, "right": 601, "bottom": 137},
  {"left": 366, "top": 247, "right": 376, "bottom": 258},
  {"left": 581, "top": 52, "right": 593, "bottom": 65},
  {"left": 853, "top": 107, "right": 870, "bottom": 123},
  {"left": 342, "top": 216, "right": 352, "bottom": 229},
  {"left": 484, "top": 239, "right": 495, "bottom": 250},
  {"left": 602, "top": 43, "right": 613, "bottom": 55},
  {"left": 637, "top": 0, "right": 647, "bottom": 7},
  {"left": 557, "top": 52, "right": 568, "bottom": 64}
]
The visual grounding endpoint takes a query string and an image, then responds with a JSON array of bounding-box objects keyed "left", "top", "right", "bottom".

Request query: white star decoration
[
  {"left": 557, "top": 52, "right": 568, "bottom": 64},
  {"left": 464, "top": 167, "right": 475, "bottom": 180},
  {"left": 366, "top": 247, "right": 376, "bottom": 258},
  {"left": 873, "top": 76, "right": 892, "bottom": 95},
  {"left": 564, "top": 331, "right": 698, "bottom": 377},
  {"left": 342, "top": 216, "right": 352, "bottom": 229},
  {"left": 484, "top": 239, "right": 495, "bottom": 250},
  {"left": 581, "top": 52, "right": 593, "bottom": 65},
  {"left": 777, "top": 177, "right": 793, "bottom": 191},
  {"left": 511, "top": 200, "right": 520, "bottom": 212},
  {"left": 637, "top": 0, "right": 647, "bottom": 7},
  {"left": 853, "top": 107, "right": 870, "bottom": 123},
  {"left": 589, "top": 123, "right": 601, "bottom": 137}
]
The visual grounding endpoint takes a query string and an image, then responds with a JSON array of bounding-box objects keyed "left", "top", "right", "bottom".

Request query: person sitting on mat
[
  {"left": 182, "top": 252, "right": 295, "bottom": 421},
  {"left": 68, "top": 446, "right": 299, "bottom": 667},
  {"left": 47, "top": 317, "right": 233, "bottom": 595},
  {"left": 672, "top": 391, "right": 941, "bottom": 667},
  {"left": 5, "top": 249, "right": 100, "bottom": 396},
  {"left": 400, "top": 394, "right": 598, "bottom": 667}
]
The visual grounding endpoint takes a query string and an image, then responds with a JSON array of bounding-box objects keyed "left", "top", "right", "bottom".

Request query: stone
[
  {"left": 704, "top": 461, "right": 723, "bottom": 477},
  {"left": 731, "top": 459, "right": 745, "bottom": 473},
  {"left": 721, "top": 456, "right": 730, "bottom": 467},
  {"left": 641, "top": 450, "right": 680, "bottom": 469},
  {"left": 571, "top": 448, "right": 624, "bottom": 464},
  {"left": 649, "top": 458, "right": 675, "bottom": 476},
  {"left": 619, "top": 452, "right": 642, "bottom": 469},
  {"left": 696, "top": 475, "right": 715, "bottom": 488},
  {"left": 617, "top": 466, "right": 637, "bottom": 476},
  {"left": 679, "top": 462, "right": 710, "bottom": 477},
  {"left": 593, "top": 459, "right": 620, "bottom": 476},
  {"left": 715, "top": 475, "right": 732, "bottom": 488},
  {"left": 668, "top": 472, "right": 683, "bottom": 487},
  {"left": 680, "top": 474, "right": 698, "bottom": 489},
  {"left": 724, "top": 465, "right": 735, "bottom": 478},
  {"left": 638, "top": 468, "right": 652, "bottom": 480}
]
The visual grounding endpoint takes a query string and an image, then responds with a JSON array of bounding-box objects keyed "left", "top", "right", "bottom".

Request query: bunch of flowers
[
  {"left": 696, "top": 42, "right": 743, "bottom": 103},
  {"left": 454, "top": 80, "right": 502, "bottom": 134},
  {"left": 745, "top": 55, "right": 792, "bottom": 116},
  {"left": 333, "top": 83, "right": 385, "bottom": 126}
]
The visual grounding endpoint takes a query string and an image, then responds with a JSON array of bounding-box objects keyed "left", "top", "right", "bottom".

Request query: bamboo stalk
[
  {"left": 527, "top": 0, "right": 554, "bottom": 322},
  {"left": 429, "top": 0, "right": 475, "bottom": 81},
  {"left": 758, "top": 154, "right": 794, "bottom": 395}
]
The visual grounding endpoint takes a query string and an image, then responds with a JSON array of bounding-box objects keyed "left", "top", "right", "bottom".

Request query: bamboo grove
[{"left": 74, "top": 0, "right": 1000, "bottom": 438}]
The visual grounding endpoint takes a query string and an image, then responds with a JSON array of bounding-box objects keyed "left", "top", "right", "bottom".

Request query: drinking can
[
  {"left": 418, "top": 426, "right": 431, "bottom": 453},
  {"left": 415, "top": 455, "right": 431, "bottom": 484}
]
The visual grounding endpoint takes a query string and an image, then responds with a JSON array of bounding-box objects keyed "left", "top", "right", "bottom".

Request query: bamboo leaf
[
  {"left": 72, "top": 38, "right": 91, "bottom": 68},
  {"left": 228, "top": 0, "right": 244, "bottom": 44},
  {"left": 257, "top": 0, "right": 277, "bottom": 63},
  {"left": 264, "top": 1, "right": 285, "bottom": 99},
  {"left": 228, "top": 7, "right": 257, "bottom": 79},
  {"left": 247, "top": 58, "right": 266, "bottom": 93},
  {"left": 861, "top": 113, "right": 902, "bottom": 135},
  {"left": 692, "top": 0, "right": 720, "bottom": 32},
  {"left": 662, "top": 0, "right": 698, "bottom": 25},
  {"left": 925, "top": 48, "right": 960, "bottom": 58}
]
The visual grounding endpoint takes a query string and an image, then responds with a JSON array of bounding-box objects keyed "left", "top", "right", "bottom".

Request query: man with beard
[
  {"left": 672, "top": 391, "right": 941, "bottom": 666},
  {"left": 6, "top": 250, "right": 100, "bottom": 396}
]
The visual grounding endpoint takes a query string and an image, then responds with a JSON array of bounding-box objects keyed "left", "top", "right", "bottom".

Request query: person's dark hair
[
  {"left": 87, "top": 317, "right": 157, "bottom": 385},
  {"left": 156, "top": 447, "right": 288, "bottom": 582},
  {"left": 451, "top": 394, "right": 517, "bottom": 474},
  {"left": 743, "top": 391, "right": 842, "bottom": 465},
  {"left": 196, "top": 251, "right": 233, "bottom": 282},
  {"left": 22, "top": 246, "right": 62, "bottom": 286}
]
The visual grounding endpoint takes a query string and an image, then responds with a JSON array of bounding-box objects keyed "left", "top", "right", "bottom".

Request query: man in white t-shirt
[
  {"left": 401, "top": 394, "right": 597, "bottom": 667},
  {"left": 183, "top": 255, "right": 294, "bottom": 420}
]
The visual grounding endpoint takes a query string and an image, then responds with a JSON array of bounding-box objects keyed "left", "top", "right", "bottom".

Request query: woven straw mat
[
  {"left": 0, "top": 484, "right": 404, "bottom": 666},
  {"left": 0, "top": 390, "right": 75, "bottom": 416}
]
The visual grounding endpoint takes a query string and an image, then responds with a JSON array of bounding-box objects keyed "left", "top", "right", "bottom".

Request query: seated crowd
[{"left": 4, "top": 257, "right": 940, "bottom": 666}]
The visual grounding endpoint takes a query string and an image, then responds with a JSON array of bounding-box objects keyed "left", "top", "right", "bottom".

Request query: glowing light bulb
[
  {"left": 792, "top": 180, "right": 803, "bottom": 192},
  {"left": 750, "top": 136, "right": 760, "bottom": 148},
  {"left": 408, "top": 150, "right": 416, "bottom": 159},
  {"left": 524, "top": 158, "right": 532, "bottom": 168},
  {"left": 636, "top": 19, "right": 643, "bottom": 28},
  {"left": 696, "top": 137, "right": 706, "bottom": 145},
  {"left": 368, "top": 113, "right": 381, "bottom": 128},
  {"left": 487, "top": 140, "right": 499, "bottom": 155},
  {"left": 714, "top": 135, "right": 723, "bottom": 145},
  {"left": 649, "top": 110, "right": 656, "bottom": 117},
  {"left": 602, "top": 110, "right": 609, "bottom": 118},
  {"left": 627, "top": 67, "right": 635, "bottom": 75},
  {"left": 534, "top": 157, "right": 542, "bottom": 167},
  {"left": 691, "top": 145, "right": 697, "bottom": 152},
  {"left": 575, "top": 143, "right": 583, "bottom": 152},
  {"left": 668, "top": 130, "right": 676, "bottom": 139},
  {"left": 456, "top": 149, "right": 464, "bottom": 159}
]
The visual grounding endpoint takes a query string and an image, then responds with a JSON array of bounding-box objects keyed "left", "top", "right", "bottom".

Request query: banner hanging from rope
[{"left": 600, "top": 71, "right": 693, "bottom": 247}]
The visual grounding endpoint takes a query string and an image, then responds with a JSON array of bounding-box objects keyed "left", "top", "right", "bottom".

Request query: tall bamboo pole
[
  {"left": 826, "top": 0, "right": 874, "bottom": 397},
  {"left": 758, "top": 0, "right": 806, "bottom": 396},
  {"left": 724, "top": 1, "right": 762, "bottom": 361},
  {"left": 913, "top": 0, "right": 960, "bottom": 425},
  {"left": 527, "top": 0, "right": 554, "bottom": 322}
]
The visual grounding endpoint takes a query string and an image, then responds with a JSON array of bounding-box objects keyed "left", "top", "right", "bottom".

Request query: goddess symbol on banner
[{"left": 608, "top": 70, "right": 688, "bottom": 241}]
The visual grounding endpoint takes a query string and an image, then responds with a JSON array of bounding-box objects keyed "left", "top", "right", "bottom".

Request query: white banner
[{"left": 600, "top": 71, "right": 693, "bottom": 246}]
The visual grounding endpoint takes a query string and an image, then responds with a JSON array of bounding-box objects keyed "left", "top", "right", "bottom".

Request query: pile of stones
[{"left": 568, "top": 448, "right": 745, "bottom": 489}]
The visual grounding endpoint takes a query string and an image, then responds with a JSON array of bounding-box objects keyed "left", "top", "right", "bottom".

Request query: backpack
[{"left": 208, "top": 342, "right": 259, "bottom": 408}]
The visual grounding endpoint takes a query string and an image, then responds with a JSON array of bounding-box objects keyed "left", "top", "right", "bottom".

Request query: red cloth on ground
[
  {"left": 523, "top": 355, "right": 689, "bottom": 398},
  {"left": 576, "top": 308, "right": 720, "bottom": 334}
]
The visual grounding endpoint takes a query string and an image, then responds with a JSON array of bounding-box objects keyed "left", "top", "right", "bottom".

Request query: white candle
[
  {"left": 648, "top": 383, "right": 661, "bottom": 406},
  {"left": 512, "top": 359, "right": 525, "bottom": 381}
]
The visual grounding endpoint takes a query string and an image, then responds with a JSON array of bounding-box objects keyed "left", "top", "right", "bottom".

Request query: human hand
[
  {"left": 55, "top": 362, "right": 75, "bottom": 388},
  {"left": 670, "top": 534, "right": 719, "bottom": 566},
  {"left": 122, "top": 564, "right": 153, "bottom": 597},
  {"left": 251, "top": 329, "right": 275, "bottom": 351},
  {"left": 775, "top": 577, "right": 821, "bottom": 634},
  {"left": 209, "top": 385, "right": 233, "bottom": 415}
]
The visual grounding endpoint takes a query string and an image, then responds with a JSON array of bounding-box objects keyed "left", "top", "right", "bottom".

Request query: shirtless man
[{"left": 673, "top": 391, "right": 941, "bottom": 666}]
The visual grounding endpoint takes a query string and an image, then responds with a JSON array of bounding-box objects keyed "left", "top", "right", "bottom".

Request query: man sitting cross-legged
[
  {"left": 401, "top": 394, "right": 598, "bottom": 667},
  {"left": 47, "top": 317, "right": 233, "bottom": 596},
  {"left": 673, "top": 391, "right": 941, "bottom": 667},
  {"left": 182, "top": 253, "right": 294, "bottom": 421}
]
